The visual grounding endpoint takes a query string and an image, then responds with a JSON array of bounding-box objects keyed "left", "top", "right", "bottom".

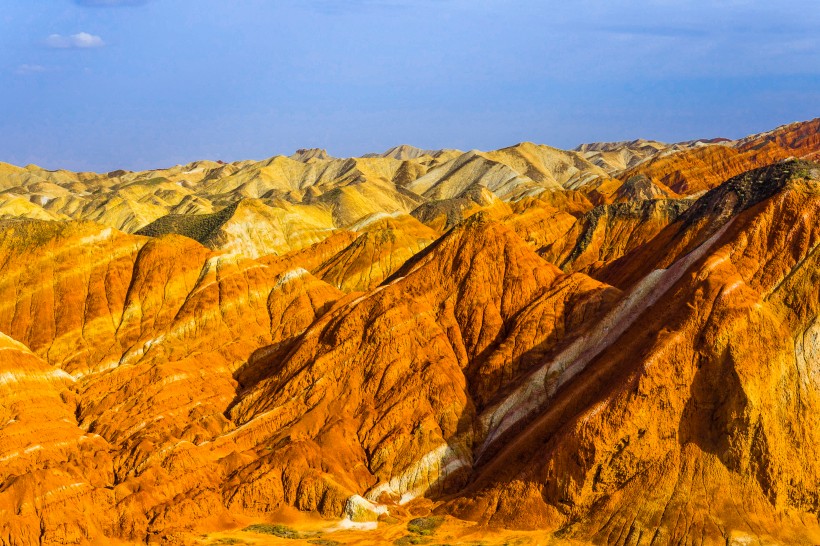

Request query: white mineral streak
[
  {"left": 477, "top": 219, "right": 736, "bottom": 458},
  {"left": 365, "top": 442, "right": 471, "bottom": 503}
]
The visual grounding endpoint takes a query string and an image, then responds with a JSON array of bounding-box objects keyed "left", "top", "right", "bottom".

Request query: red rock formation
[
  {"left": 314, "top": 213, "right": 439, "bottom": 292},
  {"left": 0, "top": 333, "right": 114, "bottom": 545},
  {"left": 228, "top": 214, "right": 619, "bottom": 518},
  {"left": 0, "top": 121, "right": 818, "bottom": 545},
  {"left": 619, "top": 119, "right": 820, "bottom": 195},
  {"left": 448, "top": 161, "right": 820, "bottom": 545}
]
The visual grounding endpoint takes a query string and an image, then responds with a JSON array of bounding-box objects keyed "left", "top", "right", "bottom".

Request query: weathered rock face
[
  {"left": 539, "top": 198, "right": 692, "bottom": 273},
  {"left": 0, "top": 332, "right": 115, "bottom": 545},
  {"left": 0, "top": 121, "right": 819, "bottom": 545},
  {"left": 597, "top": 161, "right": 818, "bottom": 289},
  {"left": 0, "top": 218, "right": 347, "bottom": 543},
  {"left": 617, "top": 119, "right": 820, "bottom": 195},
  {"left": 314, "top": 213, "right": 439, "bottom": 292},
  {"left": 449, "top": 161, "right": 820, "bottom": 545},
  {"left": 227, "top": 215, "right": 619, "bottom": 515}
]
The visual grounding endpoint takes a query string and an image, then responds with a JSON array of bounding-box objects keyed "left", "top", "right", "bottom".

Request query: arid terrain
[{"left": 1, "top": 119, "right": 820, "bottom": 545}]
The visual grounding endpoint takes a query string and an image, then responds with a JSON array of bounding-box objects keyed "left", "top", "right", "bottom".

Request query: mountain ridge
[{"left": 0, "top": 119, "right": 819, "bottom": 545}]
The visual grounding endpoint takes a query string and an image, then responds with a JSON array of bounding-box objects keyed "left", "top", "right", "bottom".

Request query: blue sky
[{"left": 1, "top": 0, "right": 818, "bottom": 171}]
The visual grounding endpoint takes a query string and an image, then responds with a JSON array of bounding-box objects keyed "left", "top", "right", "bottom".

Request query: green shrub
[
  {"left": 242, "top": 523, "right": 303, "bottom": 539},
  {"left": 407, "top": 516, "right": 444, "bottom": 536}
]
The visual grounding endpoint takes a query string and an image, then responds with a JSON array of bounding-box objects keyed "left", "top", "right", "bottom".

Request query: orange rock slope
[{"left": 0, "top": 120, "right": 819, "bottom": 545}]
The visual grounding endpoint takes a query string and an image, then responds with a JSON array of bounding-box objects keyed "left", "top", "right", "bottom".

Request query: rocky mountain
[{"left": 0, "top": 119, "right": 819, "bottom": 545}]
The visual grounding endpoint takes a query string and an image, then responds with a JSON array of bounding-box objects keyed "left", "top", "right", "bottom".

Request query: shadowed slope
[
  {"left": 448, "top": 161, "right": 820, "bottom": 545},
  {"left": 227, "top": 214, "right": 618, "bottom": 518}
]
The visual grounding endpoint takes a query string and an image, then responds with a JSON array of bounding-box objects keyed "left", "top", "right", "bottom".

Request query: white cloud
[
  {"left": 45, "top": 32, "right": 105, "bottom": 49},
  {"left": 15, "top": 64, "right": 48, "bottom": 75}
]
